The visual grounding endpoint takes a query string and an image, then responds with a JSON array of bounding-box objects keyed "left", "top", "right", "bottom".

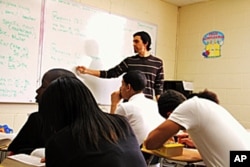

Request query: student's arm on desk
[{"left": 144, "top": 120, "right": 183, "bottom": 149}]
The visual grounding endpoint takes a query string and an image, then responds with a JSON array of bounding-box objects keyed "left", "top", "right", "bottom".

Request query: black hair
[
  {"left": 46, "top": 68, "right": 76, "bottom": 80},
  {"left": 123, "top": 70, "right": 147, "bottom": 91},
  {"left": 133, "top": 31, "right": 152, "bottom": 51},
  {"left": 39, "top": 77, "right": 131, "bottom": 150},
  {"left": 187, "top": 89, "right": 219, "bottom": 104},
  {"left": 36, "top": 68, "right": 77, "bottom": 103},
  {"left": 158, "top": 89, "right": 186, "bottom": 118}
]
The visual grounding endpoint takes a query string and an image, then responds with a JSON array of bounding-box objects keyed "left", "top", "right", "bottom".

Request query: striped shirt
[{"left": 100, "top": 55, "right": 164, "bottom": 99}]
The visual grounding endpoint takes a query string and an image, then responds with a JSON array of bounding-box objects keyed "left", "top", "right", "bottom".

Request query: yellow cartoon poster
[{"left": 202, "top": 31, "right": 224, "bottom": 58}]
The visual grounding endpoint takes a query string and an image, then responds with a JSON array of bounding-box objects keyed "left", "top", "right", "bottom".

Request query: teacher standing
[{"left": 76, "top": 31, "right": 164, "bottom": 100}]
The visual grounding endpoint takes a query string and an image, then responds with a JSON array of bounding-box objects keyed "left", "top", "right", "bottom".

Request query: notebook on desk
[
  {"left": 4, "top": 154, "right": 45, "bottom": 167},
  {"left": 2, "top": 148, "right": 45, "bottom": 167}
]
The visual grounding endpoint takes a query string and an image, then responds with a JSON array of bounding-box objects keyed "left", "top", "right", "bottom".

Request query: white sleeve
[
  {"left": 115, "top": 104, "right": 126, "bottom": 116},
  {"left": 168, "top": 99, "right": 198, "bottom": 130}
]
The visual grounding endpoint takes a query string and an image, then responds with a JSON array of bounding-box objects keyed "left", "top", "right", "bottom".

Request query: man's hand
[
  {"left": 76, "top": 66, "right": 87, "bottom": 74},
  {"left": 76, "top": 66, "right": 101, "bottom": 77}
]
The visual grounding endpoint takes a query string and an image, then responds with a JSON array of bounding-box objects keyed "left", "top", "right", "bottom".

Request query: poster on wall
[{"left": 202, "top": 31, "right": 224, "bottom": 58}]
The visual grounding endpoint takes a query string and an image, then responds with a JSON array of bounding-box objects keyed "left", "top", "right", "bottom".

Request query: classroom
[
  {"left": 1, "top": 0, "right": 250, "bottom": 133},
  {"left": 1, "top": 0, "right": 250, "bottom": 166}
]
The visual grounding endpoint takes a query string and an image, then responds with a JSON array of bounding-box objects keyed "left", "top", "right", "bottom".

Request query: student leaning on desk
[
  {"left": 176, "top": 89, "right": 220, "bottom": 148},
  {"left": 144, "top": 89, "right": 250, "bottom": 167}
]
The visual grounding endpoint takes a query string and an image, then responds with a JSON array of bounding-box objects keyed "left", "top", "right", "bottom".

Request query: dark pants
[
  {"left": 140, "top": 144, "right": 159, "bottom": 165},
  {"left": 142, "top": 151, "right": 160, "bottom": 164}
]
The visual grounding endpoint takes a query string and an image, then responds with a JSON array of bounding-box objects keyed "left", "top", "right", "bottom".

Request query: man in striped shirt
[{"left": 76, "top": 31, "right": 164, "bottom": 100}]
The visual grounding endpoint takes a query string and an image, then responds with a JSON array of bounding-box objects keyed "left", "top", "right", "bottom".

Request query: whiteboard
[
  {"left": 0, "top": 0, "right": 42, "bottom": 103},
  {"left": 0, "top": 0, "right": 157, "bottom": 104},
  {"left": 41, "top": 0, "right": 157, "bottom": 105}
]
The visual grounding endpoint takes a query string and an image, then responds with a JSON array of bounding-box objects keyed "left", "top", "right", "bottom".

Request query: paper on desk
[
  {"left": 8, "top": 154, "right": 45, "bottom": 167},
  {"left": 30, "top": 148, "right": 45, "bottom": 158},
  {"left": 185, "top": 148, "right": 199, "bottom": 153}
]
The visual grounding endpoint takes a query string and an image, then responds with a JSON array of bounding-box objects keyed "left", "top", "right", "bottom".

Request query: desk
[
  {"left": 0, "top": 158, "right": 35, "bottom": 167},
  {"left": 141, "top": 147, "right": 203, "bottom": 166}
]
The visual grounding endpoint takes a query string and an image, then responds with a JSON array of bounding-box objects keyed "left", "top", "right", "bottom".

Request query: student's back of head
[
  {"left": 39, "top": 76, "right": 131, "bottom": 149},
  {"left": 158, "top": 89, "right": 219, "bottom": 119},
  {"left": 123, "top": 70, "right": 147, "bottom": 92},
  {"left": 45, "top": 68, "right": 76, "bottom": 81},
  {"left": 187, "top": 89, "right": 219, "bottom": 104},
  {"left": 36, "top": 68, "right": 76, "bottom": 103},
  {"left": 157, "top": 89, "right": 186, "bottom": 118}
]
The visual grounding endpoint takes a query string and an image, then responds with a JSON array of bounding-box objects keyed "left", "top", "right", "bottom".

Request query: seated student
[
  {"left": 144, "top": 89, "right": 250, "bottom": 167},
  {"left": 39, "top": 76, "right": 147, "bottom": 167},
  {"left": 110, "top": 70, "right": 165, "bottom": 166},
  {"left": 8, "top": 68, "right": 76, "bottom": 155}
]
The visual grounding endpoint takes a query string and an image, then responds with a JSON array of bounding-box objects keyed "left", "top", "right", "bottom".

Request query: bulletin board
[{"left": 0, "top": 0, "right": 157, "bottom": 105}]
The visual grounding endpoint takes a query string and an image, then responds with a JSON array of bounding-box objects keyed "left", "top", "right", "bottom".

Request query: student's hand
[
  {"left": 40, "top": 157, "right": 46, "bottom": 163},
  {"left": 110, "top": 91, "right": 122, "bottom": 114},
  {"left": 178, "top": 137, "right": 195, "bottom": 148},
  {"left": 176, "top": 133, "right": 195, "bottom": 148},
  {"left": 76, "top": 66, "right": 87, "bottom": 74},
  {"left": 7, "top": 151, "right": 14, "bottom": 156},
  {"left": 111, "top": 91, "right": 122, "bottom": 105},
  {"left": 176, "top": 132, "right": 189, "bottom": 140}
]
